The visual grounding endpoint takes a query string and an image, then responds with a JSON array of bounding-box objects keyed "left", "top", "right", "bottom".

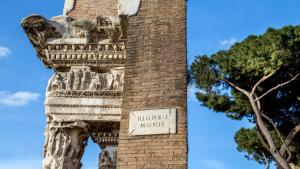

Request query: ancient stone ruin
[{"left": 22, "top": 0, "right": 187, "bottom": 168}]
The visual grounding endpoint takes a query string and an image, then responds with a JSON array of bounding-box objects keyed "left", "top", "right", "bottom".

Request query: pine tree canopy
[{"left": 191, "top": 25, "right": 300, "bottom": 167}]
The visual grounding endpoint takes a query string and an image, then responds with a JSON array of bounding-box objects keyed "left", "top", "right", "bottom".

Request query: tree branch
[
  {"left": 251, "top": 71, "right": 276, "bottom": 95},
  {"left": 280, "top": 124, "right": 300, "bottom": 160},
  {"left": 250, "top": 96, "right": 291, "bottom": 169},
  {"left": 261, "top": 113, "right": 291, "bottom": 158},
  {"left": 256, "top": 73, "right": 300, "bottom": 101},
  {"left": 256, "top": 127, "right": 271, "bottom": 152},
  {"left": 256, "top": 95, "right": 262, "bottom": 110},
  {"left": 262, "top": 152, "right": 270, "bottom": 169},
  {"left": 285, "top": 124, "right": 300, "bottom": 146},
  {"left": 225, "top": 79, "right": 250, "bottom": 97}
]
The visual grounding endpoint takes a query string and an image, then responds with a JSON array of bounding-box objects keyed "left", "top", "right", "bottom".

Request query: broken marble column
[{"left": 43, "top": 121, "right": 89, "bottom": 169}]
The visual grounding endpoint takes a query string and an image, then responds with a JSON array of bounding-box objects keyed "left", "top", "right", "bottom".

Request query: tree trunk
[
  {"left": 290, "top": 163, "right": 300, "bottom": 169},
  {"left": 249, "top": 96, "right": 291, "bottom": 169}
]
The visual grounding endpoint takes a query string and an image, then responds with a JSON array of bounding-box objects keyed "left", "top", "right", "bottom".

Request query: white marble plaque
[{"left": 128, "top": 108, "right": 177, "bottom": 136}]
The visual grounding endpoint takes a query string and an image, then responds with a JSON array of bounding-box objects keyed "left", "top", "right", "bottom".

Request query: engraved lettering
[
  {"left": 138, "top": 116, "right": 144, "bottom": 121},
  {"left": 152, "top": 122, "right": 158, "bottom": 127},
  {"left": 152, "top": 116, "right": 157, "bottom": 120},
  {"left": 129, "top": 108, "right": 177, "bottom": 135}
]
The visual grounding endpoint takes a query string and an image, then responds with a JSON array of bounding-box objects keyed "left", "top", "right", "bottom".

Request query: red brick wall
[
  {"left": 68, "top": 0, "right": 118, "bottom": 19},
  {"left": 117, "top": 0, "right": 188, "bottom": 168}
]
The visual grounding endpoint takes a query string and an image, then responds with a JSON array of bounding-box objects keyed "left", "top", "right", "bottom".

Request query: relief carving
[
  {"left": 97, "top": 17, "right": 122, "bottom": 43},
  {"left": 89, "top": 72, "right": 101, "bottom": 90},
  {"left": 48, "top": 69, "right": 124, "bottom": 92},
  {"left": 99, "top": 149, "right": 117, "bottom": 169}
]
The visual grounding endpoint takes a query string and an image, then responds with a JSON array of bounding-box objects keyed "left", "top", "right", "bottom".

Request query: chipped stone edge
[
  {"left": 63, "top": 0, "right": 141, "bottom": 16},
  {"left": 63, "top": 0, "right": 75, "bottom": 15},
  {"left": 117, "top": 0, "right": 141, "bottom": 16}
]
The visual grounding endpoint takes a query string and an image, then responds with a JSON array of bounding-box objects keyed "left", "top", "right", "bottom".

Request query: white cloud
[
  {"left": 219, "top": 38, "right": 237, "bottom": 49},
  {"left": 0, "top": 159, "right": 41, "bottom": 169},
  {"left": 0, "top": 46, "right": 11, "bottom": 58},
  {"left": 188, "top": 85, "right": 208, "bottom": 103},
  {"left": 200, "top": 160, "right": 226, "bottom": 169},
  {"left": 0, "top": 91, "right": 40, "bottom": 106},
  {"left": 188, "top": 85, "right": 198, "bottom": 103},
  {"left": 188, "top": 85, "right": 197, "bottom": 97}
]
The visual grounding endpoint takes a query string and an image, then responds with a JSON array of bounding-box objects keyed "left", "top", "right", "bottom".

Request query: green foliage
[
  {"left": 191, "top": 25, "right": 300, "bottom": 165},
  {"left": 235, "top": 128, "right": 273, "bottom": 165},
  {"left": 235, "top": 128, "right": 300, "bottom": 166}
]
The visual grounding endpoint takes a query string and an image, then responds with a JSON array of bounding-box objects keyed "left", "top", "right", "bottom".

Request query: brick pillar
[
  {"left": 68, "top": 0, "right": 119, "bottom": 19},
  {"left": 117, "top": 0, "right": 188, "bottom": 168}
]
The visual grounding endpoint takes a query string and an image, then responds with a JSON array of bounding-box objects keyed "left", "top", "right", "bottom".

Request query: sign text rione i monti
[{"left": 129, "top": 108, "right": 177, "bottom": 136}]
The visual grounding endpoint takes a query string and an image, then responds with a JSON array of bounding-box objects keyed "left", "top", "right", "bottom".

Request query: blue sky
[{"left": 0, "top": 0, "right": 299, "bottom": 169}]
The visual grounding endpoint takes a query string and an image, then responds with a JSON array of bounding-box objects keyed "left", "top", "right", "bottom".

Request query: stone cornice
[{"left": 21, "top": 15, "right": 128, "bottom": 69}]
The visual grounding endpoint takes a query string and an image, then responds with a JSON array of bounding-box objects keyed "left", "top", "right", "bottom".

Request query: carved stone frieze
[
  {"left": 45, "top": 43, "right": 126, "bottom": 67},
  {"left": 46, "top": 90, "right": 123, "bottom": 99},
  {"left": 47, "top": 68, "right": 124, "bottom": 92},
  {"left": 21, "top": 15, "right": 127, "bottom": 69},
  {"left": 89, "top": 122, "right": 119, "bottom": 145},
  {"left": 98, "top": 146, "right": 117, "bottom": 169},
  {"left": 91, "top": 132, "right": 119, "bottom": 146},
  {"left": 46, "top": 43, "right": 125, "bottom": 51},
  {"left": 45, "top": 65, "right": 124, "bottom": 122}
]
